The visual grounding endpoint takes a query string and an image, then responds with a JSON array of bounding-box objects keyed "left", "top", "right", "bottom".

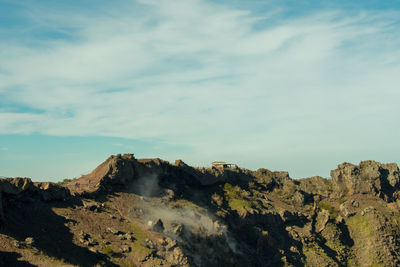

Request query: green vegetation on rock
[
  {"left": 223, "top": 183, "right": 261, "bottom": 216},
  {"left": 347, "top": 214, "right": 373, "bottom": 237},
  {"left": 130, "top": 223, "right": 152, "bottom": 259},
  {"left": 317, "top": 201, "right": 338, "bottom": 219}
]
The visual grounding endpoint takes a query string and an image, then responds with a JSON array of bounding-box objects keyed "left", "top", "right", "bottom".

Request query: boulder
[
  {"left": 78, "top": 231, "right": 90, "bottom": 243},
  {"left": 78, "top": 231, "right": 98, "bottom": 246},
  {"left": 151, "top": 219, "right": 165, "bottom": 233},
  {"left": 120, "top": 245, "right": 131, "bottom": 253},
  {"left": 339, "top": 202, "right": 355, "bottom": 218},
  {"left": 315, "top": 209, "right": 330, "bottom": 233},
  {"left": 361, "top": 206, "right": 376, "bottom": 216},
  {"left": 171, "top": 222, "right": 184, "bottom": 236},
  {"left": 83, "top": 201, "right": 100, "bottom": 211},
  {"left": 107, "top": 227, "right": 122, "bottom": 235},
  {"left": 87, "top": 237, "right": 98, "bottom": 246},
  {"left": 162, "top": 189, "right": 175, "bottom": 202},
  {"left": 123, "top": 233, "right": 134, "bottom": 241},
  {"left": 25, "top": 237, "right": 35, "bottom": 246}
]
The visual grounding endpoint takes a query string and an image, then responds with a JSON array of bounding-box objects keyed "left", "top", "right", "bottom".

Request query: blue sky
[{"left": 1, "top": 0, "right": 400, "bottom": 181}]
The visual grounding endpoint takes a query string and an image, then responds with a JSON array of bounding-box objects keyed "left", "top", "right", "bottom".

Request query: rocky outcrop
[
  {"left": 0, "top": 177, "right": 70, "bottom": 225},
  {"left": 299, "top": 176, "right": 333, "bottom": 198},
  {"left": 331, "top": 160, "right": 400, "bottom": 201},
  {"left": 68, "top": 154, "right": 137, "bottom": 193},
  {"left": 0, "top": 177, "right": 34, "bottom": 195},
  {"left": 151, "top": 219, "right": 165, "bottom": 232},
  {"left": 34, "top": 182, "right": 70, "bottom": 201},
  {"left": 66, "top": 154, "right": 252, "bottom": 195},
  {"left": 0, "top": 177, "right": 70, "bottom": 201},
  {"left": 0, "top": 178, "right": 33, "bottom": 224}
]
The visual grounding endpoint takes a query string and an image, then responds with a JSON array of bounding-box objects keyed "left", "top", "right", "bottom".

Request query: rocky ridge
[{"left": 1, "top": 154, "right": 400, "bottom": 266}]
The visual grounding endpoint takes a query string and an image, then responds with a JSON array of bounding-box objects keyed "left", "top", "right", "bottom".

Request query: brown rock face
[
  {"left": 331, "top": 160, "right": 400, "bottom": 200},
  {"left": 315, "top": 209, "right": 330, "bottom": 233},
  {"left": 67, "top": 153, "right": 137, "bottom": 193}
]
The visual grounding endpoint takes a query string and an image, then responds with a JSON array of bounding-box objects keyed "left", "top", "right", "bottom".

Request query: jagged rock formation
[
  {"left": 1, "top": 154, "right": 400, "bottom": 266},
  {"left": 331, "top": 160, "right": 400, "bottom": 201},
  {"left": 0, "top": 178, "right": 70, "bottom": 223},
  {"left": 0, "top": 178, "right": 70, "bottom": 202}
]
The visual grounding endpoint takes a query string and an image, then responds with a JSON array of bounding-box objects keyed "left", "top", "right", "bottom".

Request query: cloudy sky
[{"left": 1, "top": 0, "right": 400, "bottom": 181}]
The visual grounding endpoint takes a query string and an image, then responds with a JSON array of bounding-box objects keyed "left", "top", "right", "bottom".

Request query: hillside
[{"left": 1, "top": 154, "right": 400, "bottom": 266}]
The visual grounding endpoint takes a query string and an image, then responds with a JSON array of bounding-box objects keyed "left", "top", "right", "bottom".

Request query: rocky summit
[{"left": 1, "top": 154, "right": 400, "bottom": 267}]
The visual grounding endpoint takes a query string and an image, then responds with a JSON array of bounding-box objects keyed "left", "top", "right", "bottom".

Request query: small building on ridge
[{"left": 212, "top": 161, "right": 237, "bottom": 169}]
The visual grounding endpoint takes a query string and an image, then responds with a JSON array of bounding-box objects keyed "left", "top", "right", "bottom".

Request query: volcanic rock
[
  {"left": 1, "top": 156, "right": 400, "bottom": 267},
  {"left": 0, "top": 178, "right": 33, "bottom": 195},
  {"left": 25, "top": 237, "right": 35, "bottom": 246},
  {"left": 331, "top": 160, "right": 400, "bottom": 200},
  {"left": 35, "top": 182, "right": 70, "bottom": 201},
  {"left": 151, "top": 219, "right": 165, "bottom": 233}
]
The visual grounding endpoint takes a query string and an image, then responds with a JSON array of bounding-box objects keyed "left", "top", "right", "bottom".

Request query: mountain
[{"left": 1, "top": 153, "right": 400, "bottom": 266}]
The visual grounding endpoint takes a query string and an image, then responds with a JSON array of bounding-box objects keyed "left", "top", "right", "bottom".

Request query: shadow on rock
[
  {"left": 0, "top": 251, "right": 37, "bottom": 267},
  {"left": 1, "top": 199, "right": 117, "bottom": 267}
]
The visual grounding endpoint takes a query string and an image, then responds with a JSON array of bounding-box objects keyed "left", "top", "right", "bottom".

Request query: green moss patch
[
  {"left": 223, "top": 183, "right": 261, "bottom": 215},
  {"left": 130, "top": 223, "right": 152, "bottom": 259},
  {"left": 317, "top": 201, "right": 338, "bottom": 220},
  {"left": 347, "top": 214, "right": 373, "bottom": 237}
]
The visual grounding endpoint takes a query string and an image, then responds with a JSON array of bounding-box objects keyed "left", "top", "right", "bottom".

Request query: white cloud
[
  {"left": 0, "top": 113, "right": 45, "bottom": 134},
  {"left": 1, "top": 0, "right": 400, "bottom": 177}
]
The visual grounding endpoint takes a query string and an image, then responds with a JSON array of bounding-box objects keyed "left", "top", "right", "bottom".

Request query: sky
[{"left": 1, "top": 0, "right": 400, "bottom": 181}]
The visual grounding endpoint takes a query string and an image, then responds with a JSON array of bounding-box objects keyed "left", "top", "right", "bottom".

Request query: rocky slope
[{"left": 1, "top": 154, "right": 400, "bottom": 266}]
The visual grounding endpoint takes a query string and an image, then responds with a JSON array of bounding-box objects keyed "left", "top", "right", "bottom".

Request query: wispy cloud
[{"left": 1, "top": 0, "right": 400, "bottom": 177}]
